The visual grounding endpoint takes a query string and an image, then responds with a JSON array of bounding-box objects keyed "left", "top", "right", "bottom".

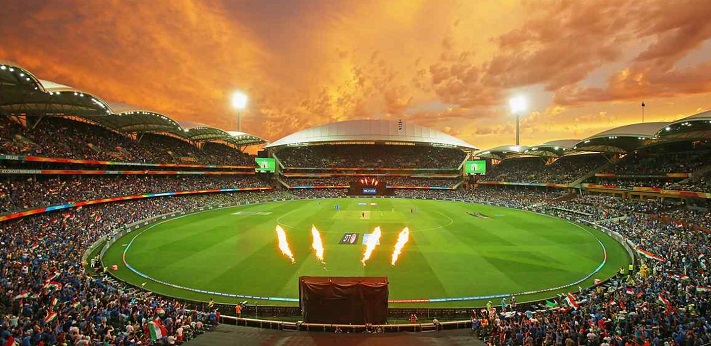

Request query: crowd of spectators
[
  {"left": 480, "top": 154, "right": 608, "bottom": 184},
  {"left": 276, "top": 145, "right": 466, "bottom": 169},
  {"left": 386, "top": 177, "right": 460, "bottom": 187},
  {"left": 0, "top": 191, "right": 290, "bottom": 345},
  {"left": 602, "top": 149, "right": 711, "bottom": 176},
  {"left": 0, "top": 175, "right": 266, "bottom": 214},
  {"left": 663, "top": 208, "right": 711, "bottom": 230},
  {"left": 586, "top": 174, "right": 711, "bottom": 193},
  {"left": 549, "top": 195, "right": 679, "bottom": 220},
  {"left": 540, "top": 154, "right": 609, "bottom": 183},
  {"left": 467, "top": 193, "right": 711, "bottom": 346},
  {"left": 477, "top": 148, "right": 711, "bottom": 192},
  {"left": 287, "top": 188, "right": 346, "bottom": 199},
  {"left": 479, "top": 158, "right": 546, "bottom": 183},
  {"left": 668, "top": 171, "right": 711, "bottom": 193},
  {"left": 392, "top": 186, "right": 566, "bottom": 208},
  {"left": 282, "top": 177, "right": 351, "bottom": 186},
  {"left": 282, "top": 176, "right": 461, "bottom": 188},
  {"left": 586, "top": 178, "right": 685, "bottom": 190},
  {"left": 0, "top": 117, "right": 253, "bottom": 166},
  {"left": 380, "top": 187, "right": 711, "bottom": 345},
  {"left": 3, "top": 115, "right": 711, "bottom": 345}
]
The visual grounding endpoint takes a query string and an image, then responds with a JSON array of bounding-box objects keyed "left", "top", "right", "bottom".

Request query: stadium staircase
[
  {"left": 674, "top": 163, "right": 711, "bottom": 186},
  {"left": 276, "top": 176, "right": 290, "bottom": 189},
  {"left": 457, "top": 156, "right": 468, "bottom": 171},
  {"left": 596, "top": 215, "right": 627, "bottom": 224},
  {"left": 551, "top": 192, "right": 578, "bottom": 202},
  {"left": 272, "top": 154, "right": 285, "bottom": 170},
  {"left": 101, "top": 275, "right": 148, "bottom": 299},
  {"left": 569, "top": 158, "right": 620, "bottom": 187}
]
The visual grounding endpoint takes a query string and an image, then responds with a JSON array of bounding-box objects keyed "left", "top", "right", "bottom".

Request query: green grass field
[{"left": 103, "top": 198, "right": 630, "bottom": 307}]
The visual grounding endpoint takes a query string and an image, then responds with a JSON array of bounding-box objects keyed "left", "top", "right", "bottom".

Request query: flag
[
  {"left": 44, "top": 272, "right": 60, "bottom": 283},
  {"left": 594, "top": 279, "right": 601, "bottom": 285},
  {"left": 545, "top": 300, "right": 558, "bottom": 308},
  {"left": 625, "top": 288, "right": 634, "bottom": 295},
  {"left": 13, "top": 292, "right": 29, "bottom": 300},
  {"left": 155, "top": 307, "right": 165, "bottom": 316},
  {"left": 636, "top": 248, "right": 665, "bottom": 262},
  {"left": 657, "top": 293, "right": 672, "bottom": 313},
  {"left": 44, "top": 311, "right": 58, "bottom": 323},
  {"left": 671, "top": 274, "right": 689, "bottom": 281},
  {"left": 71, "top": 301, "right": 81, "bottom": 309},
  {"left": 30, "top": 242, "right": 39, "bottom": 251},
  {"left": 148, "top": 320, "right": 168, "bottom": 341},
  {"left": 43, "top": 281, "right": 62, "bottom": 291},
  {"left": 696, "top": 286, "right": 711, "bottom": 293},
  {"left": 50, "top": 297, "right": 59, "bottom": 307},
  {"left": 565, "top": 292, "right": 579, "bottom": 309}
]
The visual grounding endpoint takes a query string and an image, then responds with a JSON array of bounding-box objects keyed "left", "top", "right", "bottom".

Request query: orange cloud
[{"left": 1, "top": 0, "right": 710, "bottom": 151}]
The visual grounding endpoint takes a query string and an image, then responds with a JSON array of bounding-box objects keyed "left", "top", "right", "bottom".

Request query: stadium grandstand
[
  {"left": 2, "top": 58, "right": 711, "bottom": 346},
  {"left": 267, "top": 119, "right": 474, "bottom": 192}
]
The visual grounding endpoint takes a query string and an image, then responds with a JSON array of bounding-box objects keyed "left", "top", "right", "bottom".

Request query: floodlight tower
[
  {"left": 231, "top": 91, "right": 248, "bottom": 132},
  {"left": 509, "top": 96, "right": 527, "bottom": 146}
]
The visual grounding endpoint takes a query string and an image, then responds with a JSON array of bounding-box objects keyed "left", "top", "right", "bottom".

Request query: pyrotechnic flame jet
[
  {"left": 361, "top": 226, "right": 382, "bottom": 266},
  {"left": 311, "top": 225, "right": 325, "bottom": 264},
  {"left": 275, "top": 225, "right": 295, "bottom": 263},
  {"left": 391, "top": 227, "right": 410, "bottom": 266}
]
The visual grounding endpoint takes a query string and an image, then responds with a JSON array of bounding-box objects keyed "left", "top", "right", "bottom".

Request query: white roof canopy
[{"left": 266, "top": 119, "right": 477, "bottom": 150}]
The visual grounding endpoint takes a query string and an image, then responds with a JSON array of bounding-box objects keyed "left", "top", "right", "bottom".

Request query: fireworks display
[
  {"left": 275, "top": 225, "right": 295, "bottom": 263},
  {"left": 390, "top": 227, "right": 410, "bottom": 265},
  {"left": 311, "top": 225, "right": 325, "bottom": 264},
  {"left": 274, "top": 224, "right": 412, "bottom": 266},
  {"left": 361, "top": 226, "right": 382, "bottom": 266}
]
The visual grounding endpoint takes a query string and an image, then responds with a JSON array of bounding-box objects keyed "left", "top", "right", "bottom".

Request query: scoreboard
[{"left": 348, "top": 178, "right": 393, "bottom": 196}]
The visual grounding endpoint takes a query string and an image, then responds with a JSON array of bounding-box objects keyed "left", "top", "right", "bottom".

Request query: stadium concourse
[{"left": 1, "top": 63, "right": 711, "bottom": 345}]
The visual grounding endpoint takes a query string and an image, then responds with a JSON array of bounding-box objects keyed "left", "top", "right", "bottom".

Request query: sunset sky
[{"left": 1, "top": 0, "right": 710, "bottom": 149}]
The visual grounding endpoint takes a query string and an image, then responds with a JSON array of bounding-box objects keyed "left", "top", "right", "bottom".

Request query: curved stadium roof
[
  {"left": 266, "top": 119, "right": 477, "bottom": 150},
  {"left": 573, "top": 122, "right": 669, "bottom": 153},
  {"left": 524, "top": 139, "right": 579, "bottom": 157},
  {"left": 656, "top": 110, "right": 711, "bottom": 140},
  {"left": 0, "top": 61, "right": 266, "bottom": 147},
  {"left": 475, "top": 145, "right": 529, "bottom": 160}
]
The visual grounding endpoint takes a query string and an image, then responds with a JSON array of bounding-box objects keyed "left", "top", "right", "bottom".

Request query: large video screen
[
  {"left": 255, "top": 158, "right": 276, "bottom": 172},
  {"left": 465, "top": 160, "right": 487, "bottom": 175}
]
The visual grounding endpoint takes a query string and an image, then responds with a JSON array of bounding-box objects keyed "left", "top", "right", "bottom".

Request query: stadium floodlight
[
  {"left": 509, "top": 96, "right": 527, "bottom": 146},
  {"left": 231, "top": 91, "right": 248, "bottom": 132}
]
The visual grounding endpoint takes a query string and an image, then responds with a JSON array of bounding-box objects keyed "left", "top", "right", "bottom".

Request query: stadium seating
[
  {"left": 281, "top": 176, "right": 460, "bottom": 188},
  {"left": 2, "top": 115, "right": 711, "bottom": 346},
  {"left": 668, "top": 170, "right": 711, "bottom": 192},
  {"left": 276, "top": 145, "right": 466, "bottom": 169},
  {"left": 0, "top": 175, "right": 264, "bottom": 213},
  {"left": 480, "top": 154, "right": 608, "bottom": 184},
  {"left": 0, "top": 191, "right": 291, "bottom": 345},
  {"left": 603, "top": 148, "right": 711, "bottom": 175},
  {"left": 0, "top": 117, "right": 253, "bottom": 165}
]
